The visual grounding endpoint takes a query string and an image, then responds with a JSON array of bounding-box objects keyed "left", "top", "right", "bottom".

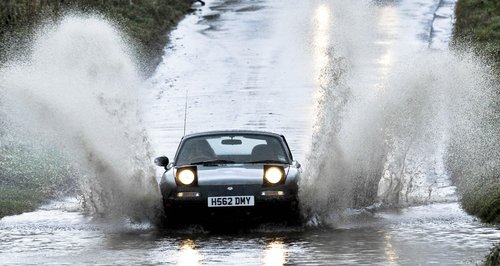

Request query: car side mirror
[
  {"left": 292, "top": 160, "right": 301, "bottom": 168},
  {"left": 154, "top": 156, "right": 170, "bottom": 169}
]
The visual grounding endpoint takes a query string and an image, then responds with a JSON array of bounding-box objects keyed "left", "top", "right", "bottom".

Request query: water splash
[
  {"left": 299, "top": 0, "right": 498, "bottom": 225},
  {"left": 0, "top": 15, "right": 162, "bottom": 223},
  {"left": 375, "top": 50, "right": 495, "bottom": 206},
  {"left": 300, "top": 0, "right": 386, "bottom": 221}
]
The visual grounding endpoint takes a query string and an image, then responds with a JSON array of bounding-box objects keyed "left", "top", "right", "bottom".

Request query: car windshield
[{"left": 175, "top": 134, "right": 289, "bottom": 166}]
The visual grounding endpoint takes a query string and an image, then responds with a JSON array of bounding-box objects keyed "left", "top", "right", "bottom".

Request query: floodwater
[
  {"left": 1, "top": 0, "right": 499, "bottom": 265},
  {"left": 0, "top": 201, "right": 498, "bottom": 265}
]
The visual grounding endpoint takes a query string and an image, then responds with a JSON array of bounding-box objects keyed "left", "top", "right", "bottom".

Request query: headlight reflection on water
[
  {"left": 177, "top": 239, "right": 202, "bottom": 266},
  {"left": 312, "top": 4, "right": 332, "bottom": 83},
  {"left": 262, "top": 239, "right": 287, "bottom": 266},
  {"left": 375, "top": 6, "right": 399, "bottom": 84},
  {"left": 383, "top": 233, "right": 399, "bottom": 265}
]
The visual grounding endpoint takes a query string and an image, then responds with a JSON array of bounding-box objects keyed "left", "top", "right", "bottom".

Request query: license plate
[{"left": 207, "top": 196, "right": 255, "bottom": 207}]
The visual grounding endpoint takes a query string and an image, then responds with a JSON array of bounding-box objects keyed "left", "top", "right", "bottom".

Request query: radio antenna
[{"left": 183, "top": 89, "right": 188, "bottom": 136}]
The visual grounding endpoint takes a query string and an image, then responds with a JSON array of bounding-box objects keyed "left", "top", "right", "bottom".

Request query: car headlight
[
  {"left": 264, "top": 166, "right": 285, "bottom": 185},
  {"left": 176, "top": 167, "right": 197, "bottom": 186}
]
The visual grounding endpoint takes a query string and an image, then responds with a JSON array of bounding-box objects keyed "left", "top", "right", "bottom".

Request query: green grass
[
  {"left": 0, "top": 0, "right": 195, "bottom": 72},
  {"left": 0, "top": 186, "right": 45, "bottom": 217},
  {"left": 453, "top": 2, "right": 500, "bottom": 264},
  {"left": 484, "top": 243, "right": 500, "bottom": 266},
  {"left": 459, "top": 182, "right": 500, "bottom": 223},
  {"left": 454, "top": 0, "right": 500, "bottom": 70},
  {"left": 0, "top": 135, "right": 75, "bottom": 218},
  {"left": 452, "top": 0, "right": 500, "bottom": 223}
]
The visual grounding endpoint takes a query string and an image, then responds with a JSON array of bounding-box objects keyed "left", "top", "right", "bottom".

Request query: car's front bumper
[{"left": 162, "top": 184, "right": 299, "bottom": 224}]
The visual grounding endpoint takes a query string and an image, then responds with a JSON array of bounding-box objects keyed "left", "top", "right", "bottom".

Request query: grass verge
[
  {"left": 460, "top": 182, "right": 500, "bottom": 224},
  {"left": 454, "top": 0, "right": 500, "bottom": 71},
  {"left": 0, "top": 1, "right": 196, "bottom": 219},
  {"left": 0, "top": 186, "right": 45, "bottom": 217},
  {"left": 453, "top": 1, "right": 500, "bottom": 264},
  {"left": 484, "top": 243, "right": 500, "bottom": 266},
  {"left": 0, "top": 0, "right": 196, "bottom": 72}
]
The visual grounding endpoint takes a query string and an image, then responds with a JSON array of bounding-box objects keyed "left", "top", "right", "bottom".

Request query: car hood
[{"left": 192, "top": 165, "right": 289, "bottom": 185}]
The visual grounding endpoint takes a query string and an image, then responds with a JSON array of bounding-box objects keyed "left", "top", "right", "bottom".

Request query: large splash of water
[
  {"left": 299, "top": 0, "right": 498, "bottom": 224},
  {"left": 0, "top": 15, "right": 161, "bottom": 223}
]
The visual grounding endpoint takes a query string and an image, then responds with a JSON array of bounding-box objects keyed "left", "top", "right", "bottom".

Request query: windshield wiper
[
  {"left": 247, "top": 160, "right": 287, "bottom": 164},
  {"left": 190, "top": 159, "right": 236, "bottom": 166}
]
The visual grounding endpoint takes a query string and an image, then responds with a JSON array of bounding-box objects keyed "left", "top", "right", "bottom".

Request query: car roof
[{"left": 182, "top": 130, "right": 284, "bottom": 139}]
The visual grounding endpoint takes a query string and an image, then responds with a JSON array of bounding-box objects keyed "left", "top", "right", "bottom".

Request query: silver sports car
[{"left": 154, "top": 130, "right": 302, "bottom": 226}]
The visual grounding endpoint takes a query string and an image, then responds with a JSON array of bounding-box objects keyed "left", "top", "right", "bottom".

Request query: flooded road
[
  {"left": 1, "top": 201, "right": 498, "bottom": 265},
  {"left": 1, "top": 0, "right": 500, "bottom": 265}
]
